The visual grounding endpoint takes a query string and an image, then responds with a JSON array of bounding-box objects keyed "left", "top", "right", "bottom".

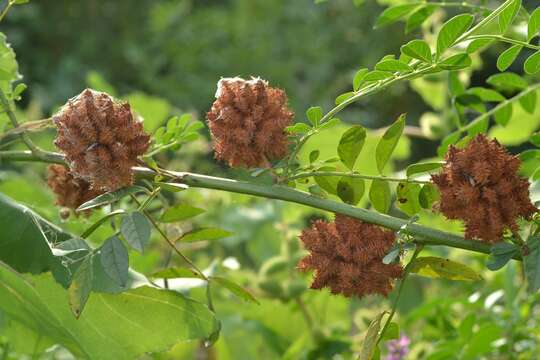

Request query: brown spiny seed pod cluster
[
  {"left": 53, "top": 89, "right": 150, "bottom": 191},
  {"left": 47, "top": 164, "right": 103, "bottom": 211},
  {"left": 298, "top": 214, "right": 402, "bottom": 298},
  {"left": 206, "top": 77, "right": 294, "bottom": 168},
  {"left": 432, "top": 134, "right": 537, "bottom": 243}
]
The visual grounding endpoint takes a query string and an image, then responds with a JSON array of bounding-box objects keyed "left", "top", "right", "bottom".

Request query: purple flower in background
[{"left": 385, "top": 335, "right": 410, "bottom": 360}]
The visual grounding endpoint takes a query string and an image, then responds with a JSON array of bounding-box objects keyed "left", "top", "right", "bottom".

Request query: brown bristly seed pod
[
  {"left": 47, "top": 164, "right": 103, "bottom": 214},
  {"left": 206, "top": 77, "right": 294, "bottom": 168},
  {"left": 432, "top": 134, "right": 537, "bottom": 243},
  {"left": 298, "top": 214, "right": 402, "bottom": 298},
  {"left": 53, "top": 89, "right": 150, "bottom": 191}
]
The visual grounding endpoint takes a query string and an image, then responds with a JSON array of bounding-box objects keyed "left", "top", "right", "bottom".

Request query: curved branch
[{"left": 0, "top": 150, "right": 515, "bottom": 259}]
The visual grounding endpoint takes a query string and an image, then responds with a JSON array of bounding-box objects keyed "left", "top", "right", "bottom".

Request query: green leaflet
[
  {"left": 411, "top": 256, "right": 482, "bottom": 281},
  {"left": 376, "top": 114, "right": 405, "bottom": 174},
  {"left": 337, "top": 125, "right": 366, "bottom": 170},
  {"left": 121, "top": 211, "right": 151, "bottom": 253},
  {"left": 436, "top": 14, "right": 474, "bottom": 57}
]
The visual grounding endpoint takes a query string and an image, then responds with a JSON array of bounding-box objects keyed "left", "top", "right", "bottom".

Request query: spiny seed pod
[
  {"left": 206, "top": 77, "right": 294, "bottom": 168},
  {"left": 432, "top": 134, "right": 537, "bottom": 243},
  {"left": 47, "top": 164, "right": 103, "bottom": 211},
  {"left": 298, "top": 214, "right": 402, "bottom": 298},
  {"left": 53, "top": 89, "right": 150, "bottom": 191}
]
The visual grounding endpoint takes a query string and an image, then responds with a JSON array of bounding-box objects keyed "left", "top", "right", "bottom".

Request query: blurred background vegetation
[{"left": 1, "top": 0, "right": 540, "bottom": 359}]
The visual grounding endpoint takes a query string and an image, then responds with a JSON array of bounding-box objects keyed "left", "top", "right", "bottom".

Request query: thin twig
[
  {"left": 0, "top": 0, "right": 13, "bottom": 23},
  {"left": 288, "top": 171, "right": 429, "bottom": 184},
  {"left": 130, "top": 194, "right": 209, "bottom": 281},
  {"left": 376, "top": 244, "right": 424, "bottom": 345},
  {"left": 295, "top": 297, "right": 317, "bottom": 339}
]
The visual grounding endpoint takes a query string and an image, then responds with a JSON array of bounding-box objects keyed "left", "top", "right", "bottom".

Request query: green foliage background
[{"left": 1, "top": 0, "right": 540, "bottom": 359}]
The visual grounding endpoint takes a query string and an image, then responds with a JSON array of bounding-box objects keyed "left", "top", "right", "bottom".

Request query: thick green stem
[{"left": 0, "top": 150, "right": 520, "bottom": 259}]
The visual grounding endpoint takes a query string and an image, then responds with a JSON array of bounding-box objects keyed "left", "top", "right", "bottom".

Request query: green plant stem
[
  {"left": 0, "top": 0, "right": 13, "bottom": 23},
  {"left": 1, "top": 343, "right": 9, "bottom": 360},
  {"left": 0, "top": 150, "right": 522, "bottom": 260},
  {"left": 80, "top": 210, "right": 126, "bottom": 239},
  {"left": 466, "top": 35, "right": 540, "bottom": 51},
  {"left": 0, "top": 149, "right": 64, "bottom": 164},
  {"left": 288, "top": 171, "right": 429, "bottom": 184},
  {"left": 0, "top": 89, "right": 47, "bottom": 159},
  {"left": 455, "top": 0, "right": 515, "bottom": 45},
  {"left": 130, "top": 195, "right": 209, "bottom": 281},
  {"left": 376, "top": 244, "right": 423, "bottom": 346},
  {"left": 459, "top": 82, "right": 540, "bottom": 134},
  {"left": 287, "top": 64, "right": 437, "bottom": 165},
  {"left": 428, "top": 1, "right": 491, "bottom": 12},
  {"left": 295, "top": 297, "right": 317, "bottom": 339}
]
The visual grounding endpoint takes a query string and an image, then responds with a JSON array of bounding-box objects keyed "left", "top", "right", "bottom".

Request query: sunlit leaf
[
  {"left": 0, "top": 265, "right": 218, "bottom": 358},
  {"left": 180, "top": 228, "right": 233, "bottom": 242},
  {"left": 493, "top": 103, "right": 513, "bottom": 126},
  {"left": 406, "top": 162, "right": 443, "bottom": 177},
  {"left": 376, "top": 114, "right": 405, "bottom": 173},
  {"left": 337, "top": 177, "right": 365, "bottom": 205},
  {"left": 438, "top": 53, "right": 471, "bottom": 70},
  {"left": 160, "top": 204, "right": 205, "bottom": 223},
  {"left": 524, "top": 51, "right": 540, "bottom": 75},
  {"left": 528, "top": 7, "right": 540, "bottom": 41},
  {"left": 498, "top": 0, "right": 521, "bottom": 34},
  {"left": 396, "top": 182, "right": 421, "bottom": 216},
  {"left": 335, "top": 91, "right": 355, "bottom": 105},
  {"left": 496, "top": 45, "right": 522, "bottom": 71},
  {"left": 337, "top": 125, "right": 366, "bottom": 170},
  {"left": 306, "top": 106, "right": 323, "bottom": 127},
  {"left": 486, "top": 72, "right": 527, "bottom": 92},
  {"left": 466, "top": 39, "right": 493, "bottom": 53},
  {"left": 418, "top": 183, "right": 440, "bottom": 209},
  {"left": 211, "top": 276, "right": 259, "bottom": 304},
  {"left": 363, "top": 71, "right": 393, "bottom": 82},
  {"left": 519, "top": 91, "right": 537, "bottom": 114},
  {"left": 406, "top": 5, "right": 436, "bottom": 33},
  {"left": 411, "top": 256, "right": 482, "bottom": 281},
  {"left": 151, "top": 267, "right": 204, "bottom": 279},
  {"left": 375, "top": 59, "right": 412, "bottom": 73},
  {"left": 436, "top": 14, "right": 474, "bottom": 57},
  {"left": 401, "top": 39, "right": 432, "bottom": 63},
  {"left": 375, "top": 4, "right": 420, "bottom": 28},
  {"left": 369, "top": 179, "right": 391, "bottom": 214},
  {"left": 353, "top": 68, "right": 369, "bottom": 91}
]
